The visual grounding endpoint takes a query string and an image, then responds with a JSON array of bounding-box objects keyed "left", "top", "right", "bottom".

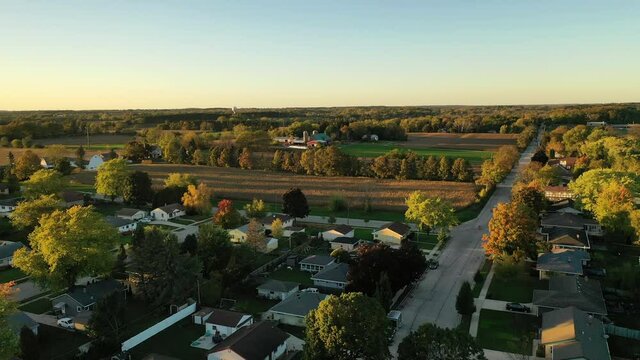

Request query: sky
[{"left": 1, "top": 0, "right": 639, "bottom": 110}]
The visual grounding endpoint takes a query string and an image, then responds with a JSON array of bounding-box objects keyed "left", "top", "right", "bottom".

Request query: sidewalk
[{"left": 469, "top": 264, "right": 495, "bottom": 337}]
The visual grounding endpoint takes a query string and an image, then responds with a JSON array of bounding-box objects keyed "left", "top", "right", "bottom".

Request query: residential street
[{"left": 389, "top": 131, "right": 541, "bottom": 356}]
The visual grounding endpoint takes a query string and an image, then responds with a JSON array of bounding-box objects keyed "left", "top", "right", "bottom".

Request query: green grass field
[
  {"left": 487, "top": 262, "right": 548, "bottom": 303},
  {"left": 338, "top": 142, "right": 493, "bottom": 164},
  {"left": 0, "top": 267, "right": 27, "bottom": 283}
]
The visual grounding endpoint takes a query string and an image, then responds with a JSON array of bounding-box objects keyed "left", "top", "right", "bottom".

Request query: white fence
[{"left": 121, "top": 300, "right": 197, "bottom": 352}]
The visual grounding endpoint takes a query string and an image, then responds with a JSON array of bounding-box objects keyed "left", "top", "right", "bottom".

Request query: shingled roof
[
  {"left": 257, "top": 279, "right": 299, "bottom": 293},
  {"left": 541, "top": 227, "right": 590, "bottom": 249},
  {"left": 541, "top": 213, "right": 598, "bottom": 229},
  {"left": 208, "top": 321, "right": 289, "bottom": 360},
  {"left": 327, "top": 224, "right": 353, "bottom": 235},
  {"left": 541, "top": 306, "right": 610, "bottom": 360},
  {"left": 378, "top": 222, "right": 411, "bottom": 236},
  {"left": 533, "top": 276, "right": 606, "bottom": 315},
  {"left": 205, "top": 309, "right": 251, "bottom": 328},
  {"left": 536, "top": 249, "right": 590, "bottom": 275}
]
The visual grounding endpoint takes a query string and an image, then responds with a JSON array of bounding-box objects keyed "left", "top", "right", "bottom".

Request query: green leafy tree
[
  {"left": 122, "top": 170, "right": 153, "bottom": 206},
  {"left": 196, "top": 224, "right": 234, "bottom": 277},
  {"left": 75, "top": 145, "right": 85, "bottom": 168},
  {"left": 282, "top": 188, "right": 310, "bottom": 219},
  {"left": 0, "top": 283, "right": 19, "bottom": 359},
  {"left": 374, "top": 272, "right": 393, "bottom": 312},
  {"left": 13, "top": 206, "right": 119, "bottom": 289},
  {"left": 87, "top": 292, "right": 126, "bottom": 342},
  {"left": 304, "top": 292, "right": 390, "bottom": 360},
  {"left": 122, "top": 141, "right": 148, "bottom": 161},
  {"left": 398, "top": 323, "right": 486, "bottom": 360},
  {"left": 164, "top": 172, "right": 197, "bottom": 188},
  {"left": 438, "top": 156, "right": 451, "bottom": 181},
  {"left": 191, "top": 149, "right": 207, "bottom": 165},
  {"left": 570, "top": 169, "right": 640, "bottom": 212},
  {"left": 130, "top": 226, "right": 202, "bottom": 305},
  {"left": 405, "top": 191, "right": 458, "bottom": 235},
  {"left": 511, "top": 183, "right": 546, "bottom": 215},
  {"left": 23, "top": 169, "right": 67, "bottom": 199},
  {"left": 593, "top": 181, "right": 635, "bottom": 238},
  {"left": 10, "top": 194, "right": 61, "bottom": 230},
  {"left": 243, "top": 198, "right": 266, "bottom": 219},
  {"left": 14, "top": 150, "right": 41, "bottom": 180},
  {"left": 456, "top": 281, "right": 476, "bottom": 315},
  {"left": 421, "top": 156, "right": 438, "bottom": 180},
  {"left": 451, "top": 158, "right": 474, "bottom": 182},
  {"left": 95, "top": 159, "right": 130, "bottom": 200}
]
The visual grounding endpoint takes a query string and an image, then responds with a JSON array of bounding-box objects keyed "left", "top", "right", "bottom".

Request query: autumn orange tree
[
  {"left": 482, "top": 202, "right": 538, "bottom": 261},
  {"left": 213, "top": 199, "right": 242, "bottom": 229}
]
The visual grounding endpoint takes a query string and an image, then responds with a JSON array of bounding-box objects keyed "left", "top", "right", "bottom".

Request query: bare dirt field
[
  {"left": 70, "top": 164, "right": 478, "bottom": 211},
  {"left": 406, "top": 133, "right": 518, "bottom": 150}
]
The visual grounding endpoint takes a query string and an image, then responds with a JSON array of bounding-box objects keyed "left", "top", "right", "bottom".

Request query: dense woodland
[{"left": 0, "top": 103, "right": 638, "bottom": 140}]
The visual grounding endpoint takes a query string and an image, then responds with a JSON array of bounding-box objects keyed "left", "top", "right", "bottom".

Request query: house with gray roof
[
  {"left": 257, "top": 279, "right": 300, "bottom": 300},
  {"left": 536, "top": 249, "right": 591, "bottom": 279},
  {"left": 206, "top": 321, "right": 289, "bottom": 360},
  {"left": 299, "top": 255, "right": 335, "bottom": 273},
  {"left": 0, "top": 241, "right": 25, "bottom": 268},
  {"left": 373, "top": 222, "right": 411, "bottom": 247},
  {"left": 541, "top": 213, "right": 602, "bottom": 236},
  {"left": 116, "top": 208, "right": 148, "bottom": 221},
  {"left": 533, "top": 276, "right": 606, "bottom": 316},
  {"left": 540, "top": 227, "right": 590, "bottom": 250},
  {"left": 7, "top": 311, "right": 39, "bottom": 335},
  {"left": 311, "top": 263, "right": 349, "bottom": 291},
  {"left": 0, "top": 198, "right": 20, "bottom": 215},
  {"left": 330, "top": 237, "right": 362, "bottom": 252},
  {"left": 105, "top": 216, "right": 138, "bottom": 234},
  {"left": 540, "top": 306, "right": 610, "bottom": 360},
  {"left": 151, "top": 203, "right": 186, "bottom": 220},
  {"left": 266, "top": 291, "right": 328, "bottom": 327},
  {"left": 51, "top": 279, "right": 126, "bottom": 317},
  {"left": 321, "top": 224, "right": 354, "bottom": 241}
]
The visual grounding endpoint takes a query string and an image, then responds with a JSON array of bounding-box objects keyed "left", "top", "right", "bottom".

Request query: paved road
[{"left": 389, "top": 130, "right": 541, "bottom": 355}]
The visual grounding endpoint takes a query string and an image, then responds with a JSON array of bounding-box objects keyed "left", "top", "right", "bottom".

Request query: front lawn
[
  {"left": 477, "top": 309, "right": 539, "bottom": 354},
  {"left": 269, "top": 267, "right": 313, "bottom": 286},
  {"left": 487, "top": 262, "right": 547, "bottom": 303},
  {"left": 18, "top": 297, "right": 52, "bottom": 314},
  {"left": 0, "top": 267, "right": 27, "bottom": 283},
  {"left": 472, "top": 259, "right": 492, "bottom": 297}
]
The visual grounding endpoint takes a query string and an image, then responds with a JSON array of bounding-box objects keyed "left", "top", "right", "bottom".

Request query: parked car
[
  {"left": 506, "top": 303, "right": 531, "bottom": 313},
  {"left": 428, "top": 260, "right": 439, "bottom": 270},
  {"left": 57, "top": 317, "right": 75, "bottom": 329}
]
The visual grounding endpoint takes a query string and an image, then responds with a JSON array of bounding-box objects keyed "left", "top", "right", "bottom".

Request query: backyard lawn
[
  {"left": 0, "top": 267, "right": 26, "bottom": 283},
  {"left": 477, "top": 309, "right": 539, "bottom": 354},
  {"left": 129, "top": 318, "right": 206, "bottom": 360},
  {"left": 18, "top": 297, "right": 52, "bottom": 314},
  {"left": 269, "top": 267, "right": 313, "bottom": 286},
  {"left": 487, "top": 262, "right": 547, "bottom": 303},
  {"left": 37, "top": 324, "right": 91, "bottom": 360}
]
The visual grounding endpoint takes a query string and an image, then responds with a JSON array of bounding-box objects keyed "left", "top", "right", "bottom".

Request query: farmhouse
[
  {"left": 536, "top": 249, "right": 591, "bottom": 279},
  {"left": 151, "top": 203, "right": 186, "bottom": 220},
  {"left": 541, "top": 212, "right": 603, "bottom": 236},
  {"left": 311, "top": 263, "right": 349, "bottom": 291},
  {"left": 257, "top": 279, "right": 300, "bottom": 300},
  {"left": 540, "top": 227, "right": 590, "bottom": 250},
  {"left": 51, "top": 279, "right": 126, "bottom": 317},
  {"left": 59, "top": 190, "right": 85, "bottom": 208},
  {"left": 372, "top": 222, "right": 411, "bottom": 247},
  {"left": 330, "top": 237, "right": 361, "bottom": 252},
  {"left": 204, "top": 309, "right": 253, "bottom": 338},
  {"left": 544, "top": 186, "right": 574, "bottom": 201},
  {"left": 87, "top": 152, "right": 118, "bottom": 171},
  {"left": 206, "top": 321, "right": 289, "bottom": 360},
  {"left": 299, "top": 255, "right": 335, "bottom": 273},
  {"left": 533, "top": 276, "right": 607, "bottom": 316},
  {"left": 116, "top": 208, "right": 148, "bottom": 220},
  {"left": 105, "top": 216, "right": 138, "bottom": 234},
  {"left": 266, "top": 291, "right": 328, "bottom": 327},
  {"left": 261, "top": 214, "right": 293, "bottom": 230},
  {"left": 540, "top": 306, "right": 610, "bottom": 360},
  {"left": 0, "top": 241, "right": 25, "bottom": 268},
  {"left": 321, "top": 224, "right": 354, "bottom": 241}
]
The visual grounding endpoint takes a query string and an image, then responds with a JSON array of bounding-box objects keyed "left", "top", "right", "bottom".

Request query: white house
[
  {"left": 193, "top": 307, "right": 214, "bottom": 325},
  {"left": 151, "top": 203, "right": 186, "bottom": 221},
  {"left": 0, "top": 241, "right": 25, "bottom": 268},
  {"left": 321, "top": 224, "right": 354, "bottom": 241},
  {"left": 372, "top": 222, "right": 411, "bottom": 247},
  {"left": 311, "top": 263, "right": 349, "bottom": 291},
  {"left": 266, "top": 291, "right": 328, "bottom": 327},
  {"left": 105, "top": 216, "right": 138, "bottom": 234},
  {"left": 299, "top": 255, "right": 335, "bottom": 273},
  {"left": 204, "top": 309, "right": 253, "bottom": 338},
  {"left": 228, "top": 224, "right": 251, "bottom": 243},
  {"left": 87, "top": 152, "right": 117, "bottom": 171},
  {"left": 116, "top": 208, "right": 148, "bottom": 221},
  {"left": 261, "top": 214, "right": 294, "bottom": 230},
  {"left": 0, "top": 199, "right": 19, "bottom": 216},
  {"left": 206, "top": 321, "right": 289, "bottom": 360},
  {"left": 330, "top": 237, "right": 361, "bottom": 252},
  {"left": 257, "top": 279, "right": 300, "bottom": 301}
]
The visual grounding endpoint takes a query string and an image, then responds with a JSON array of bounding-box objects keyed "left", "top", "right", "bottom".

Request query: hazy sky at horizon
[{"left": 1, "top": 0, "right": 639, "bottom": 110}]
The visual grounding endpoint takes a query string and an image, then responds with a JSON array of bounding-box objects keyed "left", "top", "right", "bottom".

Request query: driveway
[
  {"left": 8, "top": 280, "right": 47, "bottom": 302},
  {"left": 389, "top": 130, "right": 542, "bottom": 355}
]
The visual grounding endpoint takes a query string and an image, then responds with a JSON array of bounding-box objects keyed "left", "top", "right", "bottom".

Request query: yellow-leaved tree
[{"left": 182, "top": 183, "right": 214, "bottom": 215}]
